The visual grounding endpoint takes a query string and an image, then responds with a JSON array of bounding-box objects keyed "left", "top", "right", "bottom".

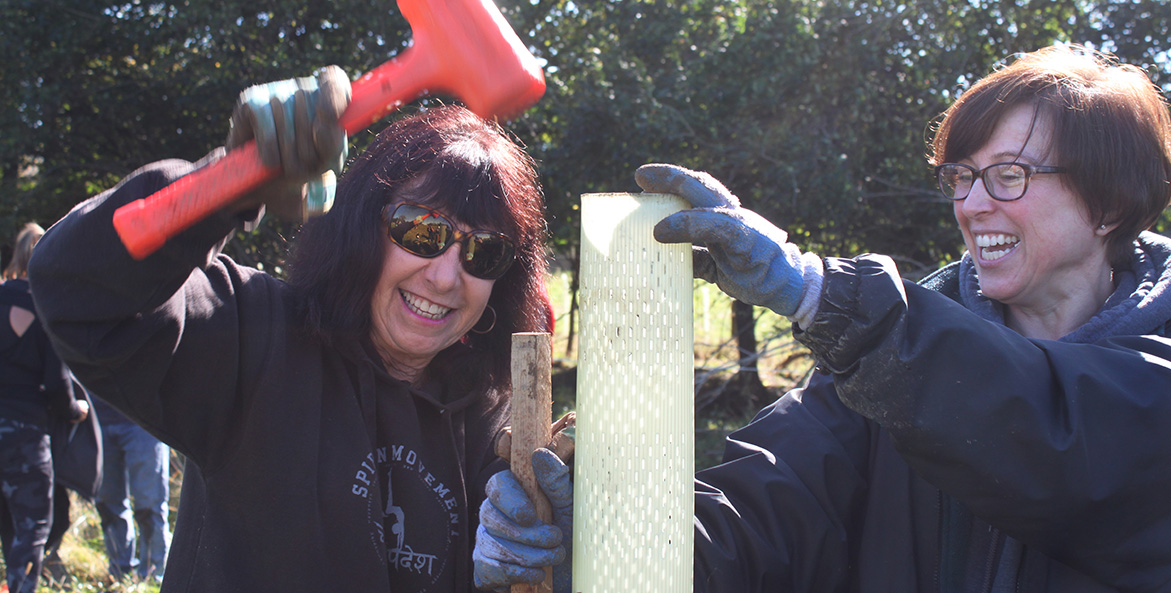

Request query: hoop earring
[{"left": 471, "top": 305, "right": 497, "bottom": 335}]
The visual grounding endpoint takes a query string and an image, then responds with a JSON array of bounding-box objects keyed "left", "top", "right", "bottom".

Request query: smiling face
[
  {"left": 953, "top": 104, "right": 1115, "bottom": 338},
  {"left": 369, "top": 201, "right": 499, "bottom": 382}
]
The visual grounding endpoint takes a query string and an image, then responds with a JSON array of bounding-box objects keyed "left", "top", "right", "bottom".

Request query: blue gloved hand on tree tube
[
  {"left": 224, "top": 65, "right": 351, "bottom": 220},
  {"left": 474, "top": 448, "right": 574, "bottom": 593},
  {"left": 638, "top": 163, "right": 823, "bottom": 327}
]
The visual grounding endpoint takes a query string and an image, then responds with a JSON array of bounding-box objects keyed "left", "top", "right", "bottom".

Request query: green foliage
[
  {"left": 514, "top": 0, "right": 1171, "bottom": 281},
  {"left": 4, "top": 0, "right": 1168, "bottom": 267}
]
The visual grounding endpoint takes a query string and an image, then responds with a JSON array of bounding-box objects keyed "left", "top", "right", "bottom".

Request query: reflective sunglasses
[{"left": 383, "top": 202, "right": 516, "bottom": 280}]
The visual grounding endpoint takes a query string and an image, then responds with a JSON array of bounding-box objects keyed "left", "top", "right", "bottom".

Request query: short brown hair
[{"left": 931, "top": 44, "right": 1171, "bottom": 266}]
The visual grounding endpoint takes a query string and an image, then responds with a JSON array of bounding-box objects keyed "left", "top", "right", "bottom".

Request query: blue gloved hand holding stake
[{"left": 474, "top": 448, "right": 573, "bottom": 593}]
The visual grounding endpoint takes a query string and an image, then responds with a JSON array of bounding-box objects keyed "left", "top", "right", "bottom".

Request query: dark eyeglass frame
[
  {"left": 934, "top": 161, "right": 1067, "bottom": 202},
  {"left": 382, "top": 202, "right": 516, "bottom": 280}
]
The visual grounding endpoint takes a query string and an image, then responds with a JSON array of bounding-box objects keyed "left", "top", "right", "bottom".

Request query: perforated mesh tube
[{"left": 574, "top": 193, "right": 694, "bottom": 593}]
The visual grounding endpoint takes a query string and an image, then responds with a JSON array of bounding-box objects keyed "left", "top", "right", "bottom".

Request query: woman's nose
[
  {"left": 960, "top": 177, "right": 997, "bottom": 215},
  {"left": 424, "top": 243, "right": 465, "bottom": 289}
]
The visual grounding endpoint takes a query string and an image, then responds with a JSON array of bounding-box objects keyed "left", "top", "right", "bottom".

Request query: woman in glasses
[
  {"left": 28, "top": 65, "right": 551, "bottom": 593},
  {"left": 477, "top": 45, "right": 1171, "bottom": 592}
]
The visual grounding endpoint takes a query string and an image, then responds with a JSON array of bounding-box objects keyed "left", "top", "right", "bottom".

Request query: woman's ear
[{"left": 1095, "top": 221, "right": 1119, "bottom": 236}]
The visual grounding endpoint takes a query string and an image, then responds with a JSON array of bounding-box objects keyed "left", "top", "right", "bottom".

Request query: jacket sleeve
[
  {"left": 28, "top": 154, "right": 275, "bottom": 470},
  {"left": 796, "top": 254, "right": 1171, "bottom": 592},
  {"left": 693, "top": 371, "right": 873, "bottom": 593},
  {"left": 35, "top": 321, "right": 79, "bottom": 421}
]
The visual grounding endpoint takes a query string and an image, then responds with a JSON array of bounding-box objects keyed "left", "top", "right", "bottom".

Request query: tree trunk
[{"left": 730, "top": 299, "right": 768, "bottom": 412}]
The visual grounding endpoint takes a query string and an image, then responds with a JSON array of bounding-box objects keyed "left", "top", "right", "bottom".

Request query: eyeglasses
[
  {"left": 935, "top": 162, "right": 1066, "bottom": 202},
  {"left": 383, "top": 202, "right": 516, "bottom": 280}
]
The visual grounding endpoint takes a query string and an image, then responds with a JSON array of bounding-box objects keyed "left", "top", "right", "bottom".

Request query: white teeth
[
  {"left": 983, "top": 247, "right": 1011, "bottom": 261},
  {"left": 975, "top": 233, "right": 1019, "bottom": 261},
  {"left": 400, "top": 291, "right": 452, "bottom": 320},
  {"left": 975, "top": 233, "right": 1018, "bottom": 247}
]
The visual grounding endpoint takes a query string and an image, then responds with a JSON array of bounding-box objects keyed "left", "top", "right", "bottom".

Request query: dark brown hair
[
  {"left": 289, "top": 105, "right": 550, "bottom": 391},
  {"left": 931, "top": 44, "right": 1171, "bottom": 266}
]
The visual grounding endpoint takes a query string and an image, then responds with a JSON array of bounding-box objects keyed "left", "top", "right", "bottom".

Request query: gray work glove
[
  {"left": 474, "top": 448, "right": 574, "bottom": 593},
  {"left": 638, "top": 163, "right": 823, "bottom": 326},
  {"left": 225, "top": 65, "right": 351, "bottom": 220}
]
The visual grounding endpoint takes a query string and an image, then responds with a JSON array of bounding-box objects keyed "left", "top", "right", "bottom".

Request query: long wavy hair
[{"left": 289, "top": 105, "right": 550, "bottom": 392}]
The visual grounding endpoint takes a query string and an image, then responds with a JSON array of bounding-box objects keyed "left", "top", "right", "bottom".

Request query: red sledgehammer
[{"left": 111, "top": 0, "right": 545, "bottom": 260}]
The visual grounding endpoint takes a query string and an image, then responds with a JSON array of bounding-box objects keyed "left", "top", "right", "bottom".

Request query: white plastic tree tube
[{"left": 574, "top": 192, "right": 694, "bottom": 593}]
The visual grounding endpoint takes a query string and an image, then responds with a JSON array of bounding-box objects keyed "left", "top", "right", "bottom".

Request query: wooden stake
[{"left": 510, "top": 332, "right": 554, "bottom": 593}]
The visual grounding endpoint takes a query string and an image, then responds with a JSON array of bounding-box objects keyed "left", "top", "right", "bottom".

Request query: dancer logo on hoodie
[{"left": 351, "top": 444, "right": 462, "bottom": 591}]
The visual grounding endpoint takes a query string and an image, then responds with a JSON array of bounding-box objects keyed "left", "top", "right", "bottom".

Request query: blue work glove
[
  {"left": 225, "top": 65, "right": 350, "bottom": 220},
  {"left": 638, "top": 163, "right": 824, "bottom": 326},
  {"left": 474, "top": 448, "right": 574, "bottom": 593}
]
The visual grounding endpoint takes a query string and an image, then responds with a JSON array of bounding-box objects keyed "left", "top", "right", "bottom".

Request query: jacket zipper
[
  {"left": 981, "top": 527, "right": 1004, "bottom": 593},
  {"left": 934, "top": 490, "right": 943, "bottom": 593}
]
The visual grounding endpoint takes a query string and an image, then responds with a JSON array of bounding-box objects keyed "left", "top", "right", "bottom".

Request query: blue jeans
[{"left": 96, "top": 423, "right": 171, "bottom": 582}]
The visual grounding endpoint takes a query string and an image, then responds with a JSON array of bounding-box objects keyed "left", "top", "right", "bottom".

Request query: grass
[
  {"left": 14, "top": 273, "right": 812, "bottom": 590},
  {"left": 0, "top": 492, "right": 164, "bottom": 593},
  {"left": 1, "top": 454, "right": 184, "bottom": 593}
]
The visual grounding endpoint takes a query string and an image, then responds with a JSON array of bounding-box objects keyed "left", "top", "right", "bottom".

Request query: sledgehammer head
[
  {"left": 404, "top": 0, "right": 545, "bottom": 119},
  {"left": 343, "top": 0, "right": 546, "bottom": 130}
]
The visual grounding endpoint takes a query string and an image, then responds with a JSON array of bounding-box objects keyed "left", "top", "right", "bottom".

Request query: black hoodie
[{"left": 29, "top": 159, "right": 507, "bottom": 593}]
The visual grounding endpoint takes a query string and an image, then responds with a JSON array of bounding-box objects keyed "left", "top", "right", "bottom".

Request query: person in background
[
  {"left": 92, "top": 396, "right": 171, "bottom": 584},
  {"left": 29, "top": 64, "right": 553, "bottom": 593},
  {"left": 475, "top": 44, "right": 1171, "bottom": 592},
  {"left": 0, "top": 223, "right": 89, "bottom": 593}
]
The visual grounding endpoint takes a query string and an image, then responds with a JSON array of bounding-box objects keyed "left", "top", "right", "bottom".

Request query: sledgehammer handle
[
  {"left": 510, "top": 333, "right": 554, "bottom": 593},
  {"left": 110, "top": 49, "right": 433, "bottom": 260}
]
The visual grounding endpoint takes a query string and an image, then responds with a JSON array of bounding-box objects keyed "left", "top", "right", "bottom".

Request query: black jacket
[
  {"left": 29, "top": 159, "right": 507, "bottom": 593},
  {"left": 695, "top": 236, "right": 1171, "bottom": 593},
  {"left": 0, "top": 278, "right": 77, "bottom": 429}
]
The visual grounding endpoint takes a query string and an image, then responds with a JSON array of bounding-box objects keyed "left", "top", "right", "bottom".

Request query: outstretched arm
[
  {"left": 29, "top": 68, "right": 350, "bottom": 463},
  {"left": 803, "top": 254, "right": 1171, "bottom": 592}
]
